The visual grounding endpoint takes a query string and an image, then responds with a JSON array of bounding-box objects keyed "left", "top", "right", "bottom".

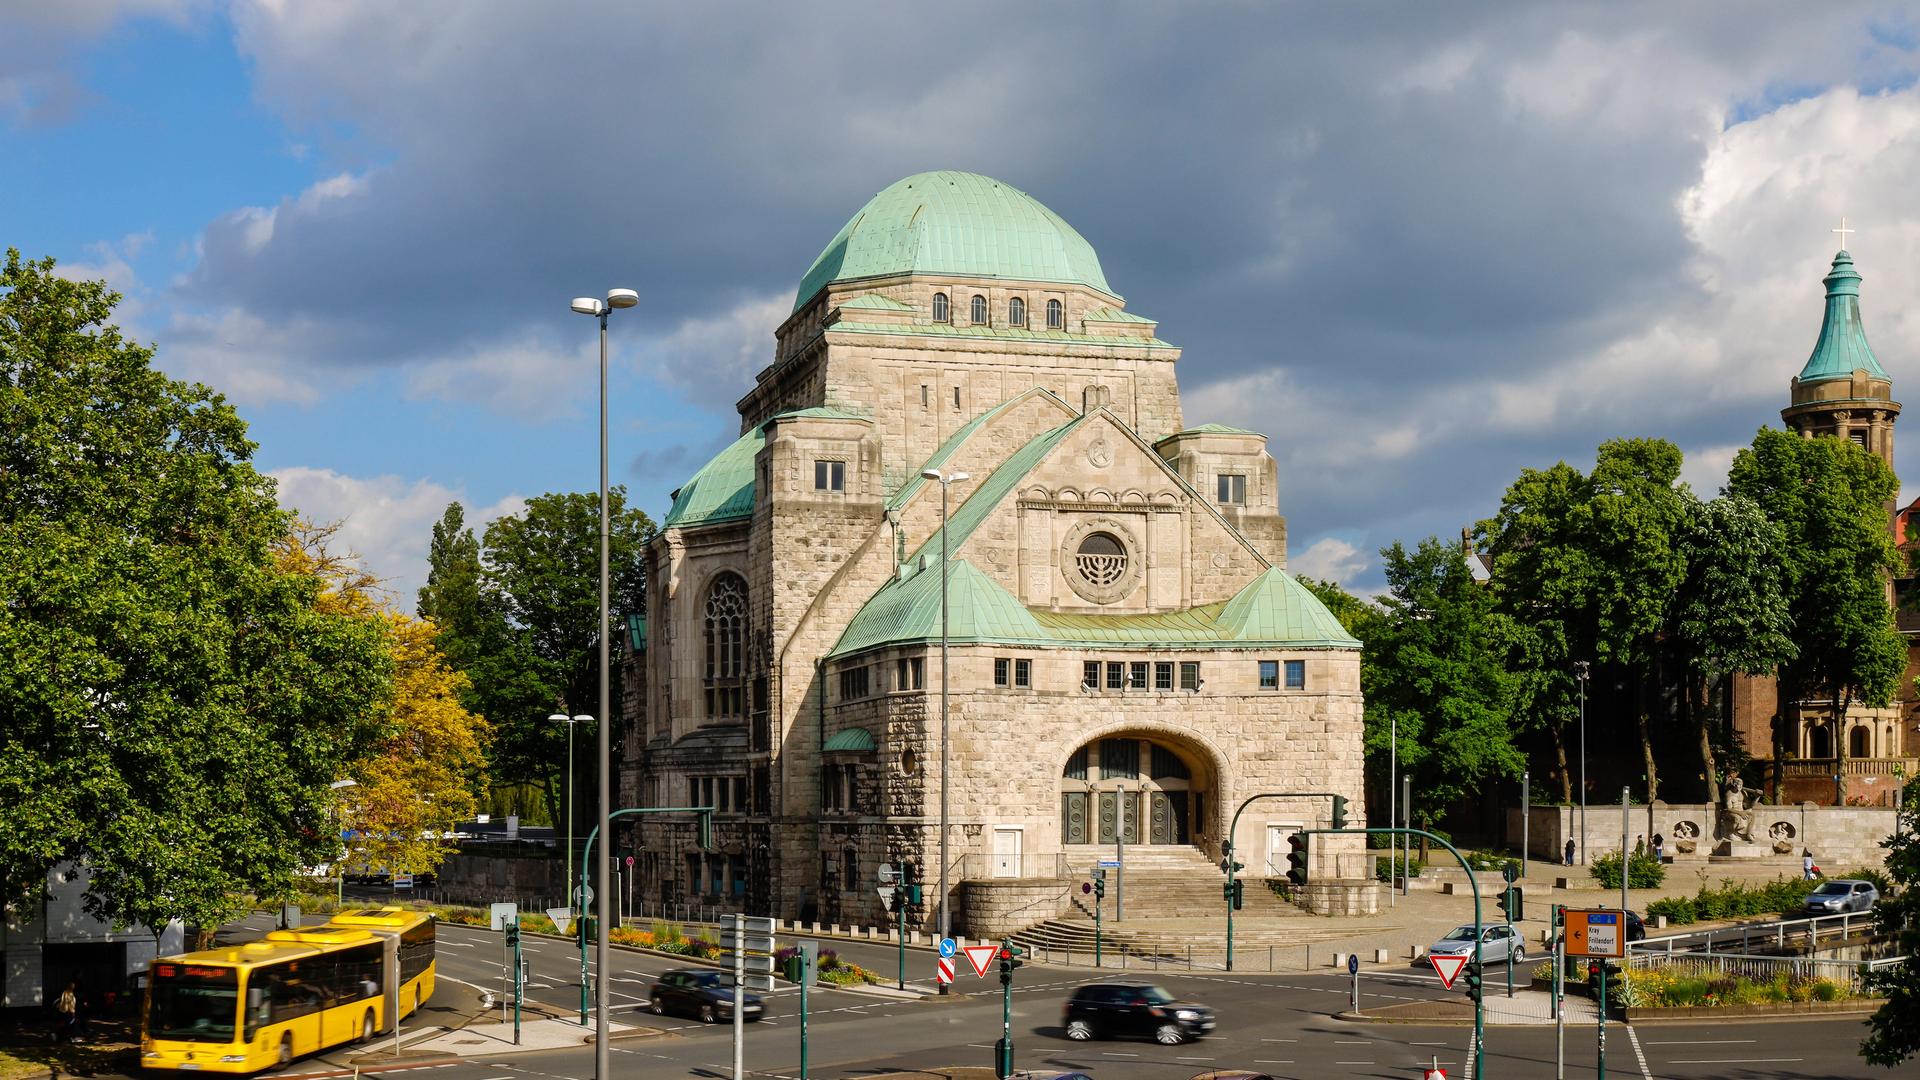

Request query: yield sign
[
  {"left": 1428, "top": 953, "right": 1468, "bottom": 989},
  {"left": 962, "top": 944, "right": 999, "bottom": 978}
]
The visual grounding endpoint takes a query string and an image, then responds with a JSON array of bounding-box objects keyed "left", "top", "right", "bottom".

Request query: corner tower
[{"left": 1782, "top": 249, "right": 1899, "bottom": 465}]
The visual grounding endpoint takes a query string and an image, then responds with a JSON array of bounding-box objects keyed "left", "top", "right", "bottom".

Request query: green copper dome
[
  {"left": 1797, "top": 250, "right": 1887, "bottom": 385},
  {"left": 793, "top": 171, "right": 1115, "bottom": 312}
]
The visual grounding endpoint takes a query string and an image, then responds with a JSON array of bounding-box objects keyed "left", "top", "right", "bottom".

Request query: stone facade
[
  {"left": 619, "top": 172, "right": 1365, "bottom": 934},
  {"left": 1508, "top": 803, "right": 1898, "bottom": 871}
]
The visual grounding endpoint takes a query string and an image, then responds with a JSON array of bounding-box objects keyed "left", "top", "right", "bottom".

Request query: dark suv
[{"left": 1063, "top": 982, "right": 1215, "bottom": 1045}]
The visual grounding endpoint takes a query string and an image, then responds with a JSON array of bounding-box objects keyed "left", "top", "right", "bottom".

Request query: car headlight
[{"left": 1175, "top": 1009, "right": 1200, "bottom": 1020}]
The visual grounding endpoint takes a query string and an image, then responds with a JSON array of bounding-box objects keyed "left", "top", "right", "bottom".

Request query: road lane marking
[
  {"left": 1625, "top": 1023, "right": 1652, "bottom": 1079},
  {"left": 1668, "top": 1058, "right": 1801, "bottom": 1065},
  {"left": 1261, "top": 1037, "right": 1298, "bottom": 1042},
  {"left": 1101, "top": 1052, "right": 1139, "bottom": 1057},
  {"left": 1336, "top": 1039, "right": 1372, "bottom": 1044}
]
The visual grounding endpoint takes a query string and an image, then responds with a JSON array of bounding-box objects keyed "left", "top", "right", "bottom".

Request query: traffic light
[
  {"left": 997, "top": 943, "right": 1024, "bottom": 983},
  {"left": 1496, "top": 887, "right": 1513, "bottom": 921},
  {"left": 1285, "top": 831, "right": 1309, "bottom": 885},
  {"left": 906, "top": 883, "right": 923, "bottom": 904},
  {"left": 698, "top": 809, "right": 714, "bottom": 851},
  {"left": 1464, "top": 958, "right": 1484, "bottom": 1004},
  {"left": 1092, "top": 876, "right": 1105, "bottom": 899},
  {"left": 1227, "top": 879, "right": 1244, "bottom": 910},
  {"left": 505, "top": 924, "right": 520, "bottom": 947},
  {"left": 1331, "top": 795, "right": 1349, "bottom": 830}
]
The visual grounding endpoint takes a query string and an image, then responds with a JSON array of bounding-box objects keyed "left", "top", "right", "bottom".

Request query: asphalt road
[{"left": 220, "top": 915, "right": 1892, "bottom": 1080}]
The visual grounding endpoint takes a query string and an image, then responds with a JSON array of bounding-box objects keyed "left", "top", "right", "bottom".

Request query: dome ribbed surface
[
  {"left": 1798, "top": 250, "right": 1888, "bottom": 384},
  {"left": 794, "top": 171, "right": 1114, "bottom": 311}
]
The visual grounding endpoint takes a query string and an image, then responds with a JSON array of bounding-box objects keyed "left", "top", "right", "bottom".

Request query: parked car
[
  {"left": 646, "top": 968, "right": 763, "bottom": 1023},
  {"left": 1421, "top": 922, "right": 1525, "bottom": 966},
  {"left": 1624, "top": 910, "right": 1647, "bottom": 941},
  {"left": 1803, "top": 879, "right": 1879, "bottom": 914},
  {"left": 1063, "top": 982, "right": 1215, "bottom": 1045}
]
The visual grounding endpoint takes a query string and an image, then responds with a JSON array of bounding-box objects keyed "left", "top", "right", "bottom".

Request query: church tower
[{"left": 1781, "top": 248, "right": 1899, "bottom": 465}]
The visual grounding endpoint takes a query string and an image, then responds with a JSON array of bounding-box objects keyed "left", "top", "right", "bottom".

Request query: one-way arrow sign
[
  {"left": 962, "top": 944, "right": 999, "bottom": 978},
  {"left": 1428, "top": 953, "right": 1468, "bottom": 989}
]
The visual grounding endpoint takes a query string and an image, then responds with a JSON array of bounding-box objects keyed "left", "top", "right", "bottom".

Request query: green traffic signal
[
  {"left": 1285, "top": 831, "right": 1309, "bottom": 885},
  {"left": 1330, "top": 795, "right": 1348, "bottom": 830}
]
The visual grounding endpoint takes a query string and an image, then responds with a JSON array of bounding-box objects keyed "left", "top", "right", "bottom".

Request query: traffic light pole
[
  {"left": 1596, "top": 961, "right": 1608, "bottom": 1080},
  {"left": 576, "top": 805, "right": 716, "bottom": 1025},
  {"left": 993, "top": 940, "right": 1023, "bottom": 1079},
  {"left": 1223, "top": 791, "right": 1349, "bottom": 971},
  {"left": 1311, "top": 827, "right": 1484, "bottom": 1080},
  {"left": 1093, "top": 883, "right": 1103, "bottom": 967},
  {"left": 896, "top": 897, "right": 905, "bottom": 991}
]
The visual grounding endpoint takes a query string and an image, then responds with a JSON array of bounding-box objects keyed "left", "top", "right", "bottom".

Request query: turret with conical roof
[{"left": 1783, "top": 249, "right": 1899, "bottom": 467}]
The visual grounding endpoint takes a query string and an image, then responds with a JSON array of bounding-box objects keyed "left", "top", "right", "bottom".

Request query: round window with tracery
[{"left": 1076, "top": 532, "right": 1128, "bottom": 587}]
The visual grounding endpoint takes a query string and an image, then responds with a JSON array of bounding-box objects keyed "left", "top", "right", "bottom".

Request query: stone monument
[{"left": 1711, "top": 777, "right": 1767, "bottom": 861}]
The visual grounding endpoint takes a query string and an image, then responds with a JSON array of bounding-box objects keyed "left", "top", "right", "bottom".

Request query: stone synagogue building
[{"left": 619, "top": 172, "right": 1366, "bottom": 935}]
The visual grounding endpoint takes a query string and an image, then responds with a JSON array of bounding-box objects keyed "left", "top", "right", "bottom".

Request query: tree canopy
[{"left": 0, "top": 250, "right": 391, "bottom": 932}]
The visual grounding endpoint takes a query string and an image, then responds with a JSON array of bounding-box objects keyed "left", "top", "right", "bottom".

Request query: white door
[
  {"left": 1266, "top": 823, "right": 1304, "bottom": 877},
  {"left": 992, "top": 828, "right": 1022, "bottom": 878}
]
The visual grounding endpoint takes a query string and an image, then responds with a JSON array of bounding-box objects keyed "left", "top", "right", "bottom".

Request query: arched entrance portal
[{"left": 1059, "top": 735, "right": 1211, "bottom": 847}]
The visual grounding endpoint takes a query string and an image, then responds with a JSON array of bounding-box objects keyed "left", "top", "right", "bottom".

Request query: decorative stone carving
[
  {"left": 1716, "top": 777, "right": 1756, "bottom": 843},
  {"left": 1059, "top": 516, "right": 1144, "bottom": 604},
  {"left": 1768, "top": 819, "right": 1798, "bottom": 854},
  {"left": 1087, "top": 435, "right": 1113, "bottom": 468},
  {"left": 1671, "top": 819, "right": 1700, "bottom": 854}
]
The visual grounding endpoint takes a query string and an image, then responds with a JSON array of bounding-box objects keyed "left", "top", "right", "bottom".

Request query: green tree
[
  {"left": 1362, "top": 539, "right": 1527, "bottom": 829},
  {"left": 0, "top": 250, "right": 391, "bottom": 934},
  {"left": 1728, "top": 428, "right": 1905, "bottom": 801},
  {"left": 1861, "top": 785, "right": 1920, "bottom": 1065},
  {"left": 1669, "top": 494, "right": 1795, "bottom": 804},
  {"left": 1295, "top": 575, "right": 1377, "bottom": 639},
  {"left": 418, "top": 502, "right": 487, "bottom": 672}
]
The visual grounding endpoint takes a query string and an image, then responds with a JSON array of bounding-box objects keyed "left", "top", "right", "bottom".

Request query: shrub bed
[{"left": 1589, "top": 849, "right": 1665, "bottom": 890}]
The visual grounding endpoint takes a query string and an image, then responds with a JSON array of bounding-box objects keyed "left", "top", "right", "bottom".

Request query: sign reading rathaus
[{"left": 619, "top": 172, "right": 1368, "bottom": 936}]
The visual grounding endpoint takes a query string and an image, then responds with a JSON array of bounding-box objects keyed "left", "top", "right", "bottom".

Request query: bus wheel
[
  {"left": 360, "top": 1011, "right": 375, "bottom": 1043},
  {"left": 274, "top": 1035, "right": 292, "bottom": 1070}
]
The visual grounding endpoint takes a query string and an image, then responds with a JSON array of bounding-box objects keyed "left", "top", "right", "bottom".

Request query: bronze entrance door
[
  {"left": 1149, "top": 791, "right": 1176, "bottom": 844},
  {"left": 1061, "top": 792, "right": 1090, "bottom": 845},
  {"left": 1096, "top": 792, "right": 1118, "bottom": 843}
]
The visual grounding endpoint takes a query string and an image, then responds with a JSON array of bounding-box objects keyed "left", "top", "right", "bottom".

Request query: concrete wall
[{"left": 1506, "top": 803, "right": 1897, "bottom": 870}]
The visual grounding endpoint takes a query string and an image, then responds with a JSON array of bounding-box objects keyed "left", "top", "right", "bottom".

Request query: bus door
[{"left": 382, "top": 934, "right": 400, "bottom": 1035}]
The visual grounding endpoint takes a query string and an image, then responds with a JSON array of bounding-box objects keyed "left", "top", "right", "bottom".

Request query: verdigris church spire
[{"left": 1783, "top": 247, "right": 1899, "bottom": 468}]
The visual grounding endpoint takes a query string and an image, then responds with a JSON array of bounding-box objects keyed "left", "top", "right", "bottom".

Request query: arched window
[
  {"left": 932, "top": 292, "right": 949, "bottom": 322},
  {"left": 1809, "top": 723, "right": 1833, "bottom": 759},
  {"left": 1849, "top": 725, "right": 1871, "bottom": 758},
  {"left": 970, "top": 294, "right": 987, "bottom": 324},
  {"left": 704, "top": 573, "right": 749, "bottom": 720},
  {"left": 1009, "top": 297, "right": 1027, "bottom": 326},
  {"left": 1046, "top": 298, "right": 1063, "bottom": 329}
]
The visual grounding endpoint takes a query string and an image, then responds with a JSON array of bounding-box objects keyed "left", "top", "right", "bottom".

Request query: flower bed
[{"left": 609, "top": 921, "right": 722, "bottom": 959}]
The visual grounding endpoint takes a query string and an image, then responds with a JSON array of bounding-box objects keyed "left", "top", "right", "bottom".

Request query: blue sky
[{"left": 8, "top": 3, "right": 1920, "bottom": 600}]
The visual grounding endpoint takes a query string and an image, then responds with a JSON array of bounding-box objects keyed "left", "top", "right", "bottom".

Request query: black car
[
  {"left": 646, "top": 968, "right": 763, "bottom": 1023},
  {"left": 1625, "top": 910, "right": 1647, "bottom": 942},
  {"left": 1063, "top": 982, "right": 1215, "bottom": 1045}
]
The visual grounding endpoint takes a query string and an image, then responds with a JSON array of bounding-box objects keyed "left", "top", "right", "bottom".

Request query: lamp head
[
  {"left": 571, "top": 713, "right": 593, "bottom": 723},
  {"left": 920, "top": 469, "right": 942, "bottom": 481},
  {"left": 570, "top": 297, "right": 606, "bottom": 316},
  {"left": 606, "top": 288, "right": 639, "bottom": 309},
  {"left": 950, "top": 471, "right": 970, "bottom": 483}
]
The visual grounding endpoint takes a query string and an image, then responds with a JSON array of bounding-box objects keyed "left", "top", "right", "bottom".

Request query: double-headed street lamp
[
  {"left": 920, "top": 466, "right": 968, "bottom": 993},
  {"left": 569, "top": 286, "right": 636, "bottom": 1079}
]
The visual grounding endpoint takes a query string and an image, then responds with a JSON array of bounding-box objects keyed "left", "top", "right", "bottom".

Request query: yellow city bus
[{"left": 142, "top": 907, "right": 435, "bottom": 1073}]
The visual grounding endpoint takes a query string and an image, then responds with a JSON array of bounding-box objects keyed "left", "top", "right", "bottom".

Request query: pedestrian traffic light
[
  {"left": 1496, "top": 887, "right": 1513, "bottom": 921},
  {"left": 1464, "top": 958, "right": 1483, "bottom": 1004},
  {"left": 1228, "top": 879, "right": 1244, "bottom": 910},
  {"left": 1285, "top": 831, "right": 1309, "bottom": 885},
  {"left": 1331, "top": 795, "right": 1349, "bottom": 830}
]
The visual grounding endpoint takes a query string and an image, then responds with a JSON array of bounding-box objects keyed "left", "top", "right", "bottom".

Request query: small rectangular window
[
  {"left": 1154, "top": 662, "right": 1173, "bottom": 691},
  {"left": 1180, "top": 661, "right": 1200, "bottom": 691},
  {"left": 814, "top": 460, "right": 845, "bottom": 491},
  {"left": 1851, "top": 430, "right": 1868, "bottom": 448},
  {"left": 1083, "top": 661, "right": 1100, "bottom": 689},
  {"left": 994, "top": 658, "right": 1010, "bottom": 687},
  {"left": 1217, "top": 473, "right": 1247, "bottom": 505},
  {"left": 1259, "top": 660, "right": 1279, "bottom": 690},
  {"left": 1106, "top": 661, "right": 1124, "bottom": 690},
  {"left": 1014, "top": 659, "right": 1031, "bottom": 688},
  {"left": 895, "top": 657, "right": 924, "bottom": 691},
  {"left": 838, "top": 665, "right": 869, "bottom": 700},
  {"left": 1128, "top": 662, "right": 1147, "bottom": 690},
  {"left": 953, "top": 385, "right": 962, "bottom": 409},
  {"left": 1285, "top": 659, "right": 1306, "bottom": 690},
  {"left": 921, "top": 384, "right": 930, "bottom": 407}
]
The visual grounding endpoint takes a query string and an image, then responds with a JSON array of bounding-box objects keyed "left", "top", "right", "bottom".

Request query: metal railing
[
  {"left": 1625, "top": 949, "right": 1905, "bottom": 993},
  {"left": 1780, "top": 757, "right": 1916, "bottom": 778},
  {"left": 1633, "top": 909, "right": 1877, "bottom": 956}
]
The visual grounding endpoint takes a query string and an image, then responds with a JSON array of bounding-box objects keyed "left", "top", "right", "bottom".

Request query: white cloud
[
  {"left": 643, "top": 293, "right": 789, "bottom": 410},
  {"left": 268, "top": 466, "right": 524, "bottom": 606},
  {"left": 405, "top": 331, "right": 590, "bottom": 421},
  {"left": 1291, "top": 537, "right": 1369, "bottom": 586},
  {"left": 1679, "top": 443, "right": 1743, "bottom": 498}
]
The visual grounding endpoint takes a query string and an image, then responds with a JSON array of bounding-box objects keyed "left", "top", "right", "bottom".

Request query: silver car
[
  {"left": 1803, "top": 879, "right": 1878, "bottom": 914},
  {"left": 1422, "top": 922, "right": 1525, "bottom": 966}
]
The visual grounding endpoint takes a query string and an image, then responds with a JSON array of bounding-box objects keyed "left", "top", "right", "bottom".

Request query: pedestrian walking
[
  {"left": 1564, "top": 839, "right": 1576, "bottom": 866},
  {"left": 1651, "top": 833, "right": 1664, "bottom": 864},
  {"left": 1634, "top": 834, "right": 1646, "bottom": 856},
  {"left": 1803, "top": 849, "right": 1816, "bottom": 880},
  {"left": 53, "top": 981, "right": 77, "bottom": 1043}
]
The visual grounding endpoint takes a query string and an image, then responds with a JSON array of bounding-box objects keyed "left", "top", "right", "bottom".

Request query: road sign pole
[
  {"left": 1554, "top": 913, "right": 1564, "bottom": 1080},
  {"left": 1225, "top": 840, "right": 1235, "bottom": 972},
  {"left": 1596, "top": 961, "right": 1607, "bottom": 1080},
  {"left": 798, "top": 942, "right": 816, "bottom": 1080},
  {"left": 575, "top": 805, "right": 716, "bottom": 1025},
  {"left": 733, "top": 913, "right": 744, "bottom": 1080},
  {"left": 897, "top": 899, "right": 905, "bottom": 991},
  {"left": 1094, "top": 888, "right": 1102, "bottom": 967},
  {"left": 1506, "top": 887, "right": 1515, "bottom": 998}
]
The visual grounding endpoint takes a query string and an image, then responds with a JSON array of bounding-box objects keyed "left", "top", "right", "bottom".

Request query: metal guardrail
[
  {"left": 1632, "top": 909, "right": 1875, "bottom": 955},
  {"left": 1625, "top": 949, "right": 1905, "bottom": 992}
]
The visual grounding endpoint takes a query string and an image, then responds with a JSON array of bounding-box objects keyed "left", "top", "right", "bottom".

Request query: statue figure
[{"left": 1716, "top": 776, "right": 1756, "bottom": 844}]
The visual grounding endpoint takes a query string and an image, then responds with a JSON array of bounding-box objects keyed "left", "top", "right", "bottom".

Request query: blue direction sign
[
  {"left": 1347, "top": 953, "right": 1360, "bottom": 975},
  {"left": 939, "top": 937, "right": 957, "bottom": 958},
  {"left": 1096, "top": 859, "right": 1120, "bottom": 868}
]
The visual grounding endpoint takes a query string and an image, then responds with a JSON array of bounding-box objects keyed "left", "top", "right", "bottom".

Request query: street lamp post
[
  {"left": 1575, "top": 661, "right": 1590, "bottom": 865},
  {"left": 920, "top": 467, "right": 968, "bottom": 994},
  {"left": 330, "top": 779, "right": 358, "bottom": 907},
  {"left": 570, "top": 286, "right": 637, "bottom": 1080},
  {"left": 1388, "top": 712, "right": 1397, "bottom": 907},
  {"left": 549, "top": 713, "right": 588, "bottom": 921}
]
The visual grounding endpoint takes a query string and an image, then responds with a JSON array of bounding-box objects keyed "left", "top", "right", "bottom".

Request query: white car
[
  {"left": 1803, "top": 879, "right": 1878, "bottom": 914},
  {"left": 1422, "top": 922, "right": 1525, "bottom": 966}
]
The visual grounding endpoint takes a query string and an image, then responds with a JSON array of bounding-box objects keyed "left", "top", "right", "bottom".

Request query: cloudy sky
[{"left": 8, "top": 2, "right": 1920, "bottom": 599}]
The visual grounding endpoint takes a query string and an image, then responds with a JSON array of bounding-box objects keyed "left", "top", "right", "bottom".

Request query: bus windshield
[{"left": 147, "top": 964, "right": 239, "bottom": 1042}]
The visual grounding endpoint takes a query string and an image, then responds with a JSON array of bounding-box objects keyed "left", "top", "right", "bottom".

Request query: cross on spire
[{"left": 1832, "top": 216, "right": 1855, "bottom": 249}]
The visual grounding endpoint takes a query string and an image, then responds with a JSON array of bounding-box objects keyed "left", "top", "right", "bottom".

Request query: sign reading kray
[{"left": 1563, "top": 909, "right": 1625, "bottom": 958}]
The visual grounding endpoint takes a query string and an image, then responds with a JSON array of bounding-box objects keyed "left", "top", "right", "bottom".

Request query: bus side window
[{"left": 244, "top": 985, "right": 268, "bottom": 1042}]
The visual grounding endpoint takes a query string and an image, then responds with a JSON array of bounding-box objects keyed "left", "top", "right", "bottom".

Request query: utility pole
[
  {"left": 1389, "top": 711, "right": 1397, "bottom": 908},
  {"left": 1620, "top": 786, "right": 1630, "bottom": 916},
  {"left": 1522, "top": 770, "right": 1530, "bottom": 882}
]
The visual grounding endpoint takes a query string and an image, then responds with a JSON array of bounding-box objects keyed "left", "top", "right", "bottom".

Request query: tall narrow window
[
  {"left": 1259, "top": 660, "right": 1279, "bottom": 690},
  {"left": 1179, "top": 661, "right": 1200, "bottom": 691},
  {"left": 953, "top": 385, "right": 962, "bottom": 409},
  {"left": 1285, "top": 659, "right": 1306, "bottom": 690},
  {"left": 1046, "top": 298, "right": 1063, "bottom": 329},
  {"left": 994, "top": 658, "right": 1010, "bottom": 687},
  {"left": 932, "top": 292, "right": 950, "bottom": 322},
  {"left": 1105, "top": 661, "right": 1124, "bottom": 690},
  {"left": 1154, "top": 662, "right": 1173, "bottom": 691},
  {"left": 1009, "top": 297, "right": 1026, "bottom": 326},
  {"left": 1083, "top": 661, "right": 1100, "bottom": 689},
  {"left": 1217, "top": 474, "right": 1247, "bottom": 505},
  {"left": 920, "top": 384, "right": 930, "bottom": 407},
  {"left": 1128, "top": 661, "right": 1147, "bottom": 690},
  {"left": 814, "top": 460, "right": 845, "bottom": 491},
  {"left": 1014, "top": 659, "right": 1031, "bottom": 688},
  {"left": 970, "top": 294, "right": 987, "bottom": 324},
  {"left": 704, "top": 573, "right": 749, "bottom": 719}
]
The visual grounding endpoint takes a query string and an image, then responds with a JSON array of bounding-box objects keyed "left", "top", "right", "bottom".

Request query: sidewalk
[{"left": 1347, "top": 986, "right": 1601, "bottom": 1027}]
